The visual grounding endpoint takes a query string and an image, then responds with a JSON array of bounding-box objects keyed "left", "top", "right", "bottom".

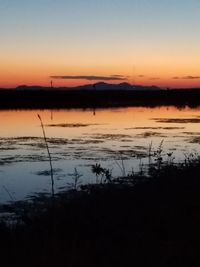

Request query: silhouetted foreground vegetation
[
  {"left": 1, "top": 88, "right": 200, "bottom": 108},
  {"left": 1, "top": 155, "right": 200, "bottom": 266}
]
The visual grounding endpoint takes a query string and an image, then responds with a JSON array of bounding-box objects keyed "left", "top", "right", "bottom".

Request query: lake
[{"left": 0, "top": 106, "right": 200, "bottom": 203}]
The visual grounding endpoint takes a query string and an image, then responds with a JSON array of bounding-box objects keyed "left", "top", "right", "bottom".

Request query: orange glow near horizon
[
  {"left": 1, "top": 57, "right": 200, "bottom": 88},
  {"left": 1, "top": 72, "right": 200, "bottom": 89},
  {"left": 1, "top": 75, "right": 200, "bottom": 88}
]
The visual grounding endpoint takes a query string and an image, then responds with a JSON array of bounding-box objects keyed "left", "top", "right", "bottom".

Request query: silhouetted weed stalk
[
  {"left": 37, "top": 114, "right": 55, "bottom": 198},
  {"left": 115, "top": 152, "right": 126, "bottom": 176},
  {"left": 68, "top": 168, "right": 83, "bottom": 190},
  {"left": 148, "top": 141, "right": 153, "bottom": 165},
  {"left": 2, "top": 185, "right": 15, "bottom": 202},
  {"left": 91, "top": 163, "right": 112, "bottom": 184}
]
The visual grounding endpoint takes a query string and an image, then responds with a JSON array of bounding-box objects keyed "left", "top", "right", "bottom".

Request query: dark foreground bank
[
  {"left": 1, "top": 157, "right": 200, "bottom": 267},
  {"left": 1, "top": 88, "right": 200, "bottom": 108}
]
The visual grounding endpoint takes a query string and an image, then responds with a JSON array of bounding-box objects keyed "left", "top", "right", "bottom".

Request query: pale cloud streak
[
  {"left": 50, "top": 75, "right": 127, "bottom": 81},
  {"left": 173, "top": 76, "right": 200, "bottom": 80}
]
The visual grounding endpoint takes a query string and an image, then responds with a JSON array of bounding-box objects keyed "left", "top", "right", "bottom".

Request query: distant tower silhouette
[
  {"left": 92, "top": 84, "right": 96, "bottom": 115},
  {"left": 132, "top": 65, "right": 135, "bottom": 85},
  {"left": 50, "top": 80, "right": 53, "bottom": 120}
]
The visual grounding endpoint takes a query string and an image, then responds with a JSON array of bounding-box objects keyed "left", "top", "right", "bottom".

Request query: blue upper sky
[{"left": 1, "top": 0, "right": 200, "bottom": 87}]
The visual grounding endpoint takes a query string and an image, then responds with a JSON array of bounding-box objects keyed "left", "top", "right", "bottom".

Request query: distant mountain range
[{"left": 14, "top": 82, "right": 162, "bottom": 91}]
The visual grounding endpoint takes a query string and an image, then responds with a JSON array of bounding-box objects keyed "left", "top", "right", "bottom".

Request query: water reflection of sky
[{"left": 0, "top": 106, "right": 200, "bottom": 203}]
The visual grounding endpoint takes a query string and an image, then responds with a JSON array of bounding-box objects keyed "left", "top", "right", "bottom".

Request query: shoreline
[{"left": 0, "top": 89, "right": 200, "bottom": 109}]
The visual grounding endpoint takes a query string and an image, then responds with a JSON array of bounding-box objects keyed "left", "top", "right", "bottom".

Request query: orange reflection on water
[{"left": 0, "top": 106, "right": 200, "bottom": 138}]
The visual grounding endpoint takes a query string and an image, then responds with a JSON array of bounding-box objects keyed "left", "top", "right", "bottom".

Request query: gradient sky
[{"left": 1, "top": 0, "right": 200, "bottom": 88}]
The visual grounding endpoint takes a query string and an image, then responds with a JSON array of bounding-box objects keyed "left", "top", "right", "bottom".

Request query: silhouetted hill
[{"left": 15, "top": 82, "right": 162, "bottom": 91}]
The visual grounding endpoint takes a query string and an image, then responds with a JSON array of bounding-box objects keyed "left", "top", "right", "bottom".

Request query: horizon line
[{"left": 1, "top": 82, "right": 200, "bottom": 90}]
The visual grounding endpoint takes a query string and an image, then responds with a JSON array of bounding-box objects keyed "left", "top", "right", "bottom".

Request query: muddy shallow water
[{"left": 0, "top": 106, "right": 200, "bottom": 203}]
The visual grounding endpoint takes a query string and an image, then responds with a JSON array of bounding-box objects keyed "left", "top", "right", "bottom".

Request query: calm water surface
[{"left": 0, "top": 106, "right": 200, "bottom": 203}]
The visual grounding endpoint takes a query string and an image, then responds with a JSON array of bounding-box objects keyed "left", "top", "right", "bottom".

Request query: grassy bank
[{"left": 1, "top": 154, "right": 200, "bottom": 266}]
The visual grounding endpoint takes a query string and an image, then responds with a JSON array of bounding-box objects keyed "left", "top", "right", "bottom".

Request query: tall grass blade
[{"left": 37, "top": 114, "right": 55, "bottom": 198}]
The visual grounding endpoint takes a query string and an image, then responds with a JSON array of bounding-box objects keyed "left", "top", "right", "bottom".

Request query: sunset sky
[{"left": 1, "top": 0, "right": 200, "bottom": 88}]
